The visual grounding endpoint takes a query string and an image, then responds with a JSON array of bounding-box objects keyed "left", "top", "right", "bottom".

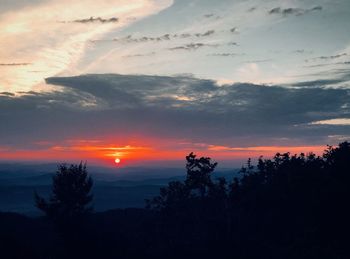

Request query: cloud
[
  {"left": 70, "top": 16, "right": 119, "bottom": 24},
  {"left": 310, "top": 118, "right": 350, "bottom": 126},
  {"left": 169, "top": 43, "right": 219, "bottom": 51},
  {"left": 95, "top": 30, "right": 217, "bottom": 44},
  {"left": 122, "top": 52, "right": 156, "bottom": 58},
  {"left": 229, "top": 27, "right": 238, "bottom": 33},
  {"left": 0, "top": 0, "right": 171, "bottom": 92},
  {"left": 207, "top": 53, "right": 244, "bottom": 57},
  {"left": 111, "top": 34, "right": 172, "bottom": 43},
  {"left": 195, "top": 30, "right": 215, "bottom": 37},
  {"left": 247, "top": 7, "right": 256, "bottom": 12},
  {"left": 0, "top": 74, "right": 349, "bottom": 150},
  {"left": 311, "top": 6, "right": 323, "bottom": 11},
  {"left": 268, "top": 6, "right": 323, "bottom": 16},
  {"left": 0, "top": 92, "right": 15, "bottom": 96},
  {"left": 203, "top": 14, "right": 214, "bottom": 18},
  {"left": 304, "top": 61, "right": 350, "bottom": 68},
  {"left": 173, "top": 33, "right": 191, "bottom": 39},
  {"left": 291, "top": 68, "right": 350, "bottom": 87},
  {"left": 291, "top": 65, "right": 350, "bottom": 85},
  {"left": 310, "top": 53, "right": 347, "bottom": 61},
  {"left": 0, "top": 63, "right": 31, "bottom": 66},
  {"left": 293, "top": 49, "right": 313, "bottom": 55},
  {"left": 291, "top": 79, "right": 346, "bottom": 88}
]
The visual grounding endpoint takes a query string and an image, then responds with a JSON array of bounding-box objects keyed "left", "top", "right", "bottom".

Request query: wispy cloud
[
  {"left": 94, "top": 30, "right": 217, "bottom": 44},
  {"left": 169, "top": 43, "right": 219, "bottom": 51},
  {"left": 111, "top": 34, "right": 172, "bottom": 43},
  {"left": 293, "top": 49, "right": 313, "bottom": 55},
  {"left": 207, "top": 53, "right": 244, "bottom": 57},
  {"left": 310, "top": 53, "right": 347, "bottom": 61},
  {"left": 268, "top": 6, "right": 323, "bottom": 16},
  {"left": 310, "top": 118, "right": 350, "bottom": 126},
  {"left": 0, "top": 92, "right": 15, "bottom": 96},
  {"left": 0, "top": 63, "right": 31, "bottom": 66},
  {"left": 227, "top": 42, "right": 239, "bottom": 46},
  {"left": 247, "top": 7, "right": 256, "bottom": 12},
  {"left": 203, "top": 13, "right": 214, "bottom": 18},
  {"left": 304, "top": 61, "right": 350, "bottom": 68},
  {"left": 122, "top": 52, "right": 156, "bottom": 58},
  {"left": 194, "top": 30, "right": 215, "bottom": 37},
  {"left": 72, "top": 16, "right": 118, "bottom": 24},
  {"left": 0, "top": 0, "right": 171, "bottom": 93}
]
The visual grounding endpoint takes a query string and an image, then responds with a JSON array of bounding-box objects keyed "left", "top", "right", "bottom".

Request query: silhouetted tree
[
  {"left": 35, "top": 162, "right": 93, "bottom": 222},
  {"left": 147, "top": 152, "right": 218, "bottom": 211},
  {"left": 185, "top": 152, "right": 218, "bottom": 198},
  {"left": 324, "top": 141, "right": 350, "bottom": 179}
]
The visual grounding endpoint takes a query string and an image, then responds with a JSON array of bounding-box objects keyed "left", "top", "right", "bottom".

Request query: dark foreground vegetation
[{"left": 1, "top": 142, "right": 350, "bottom": 258}]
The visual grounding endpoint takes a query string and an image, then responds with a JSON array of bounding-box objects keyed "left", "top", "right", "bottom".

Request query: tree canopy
[{"left": 35, "top": 162, "right": 93, "bottom": 222}]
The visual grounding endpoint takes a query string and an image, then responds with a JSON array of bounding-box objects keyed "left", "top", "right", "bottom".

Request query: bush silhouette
[{"left": 35, "top": 162, "right": 93, "bottom": 222}]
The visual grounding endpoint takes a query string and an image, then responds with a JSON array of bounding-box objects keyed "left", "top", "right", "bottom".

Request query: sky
[{"left": 1, "top": 0, "right": 350, "bottom": 166}]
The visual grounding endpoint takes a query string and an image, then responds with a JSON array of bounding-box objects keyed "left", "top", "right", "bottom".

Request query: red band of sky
[{"left": 0, "top": 139, "right": 327, "bottom": 167}]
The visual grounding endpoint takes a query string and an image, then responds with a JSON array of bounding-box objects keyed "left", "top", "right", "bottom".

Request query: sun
[{"left": 114, "top": 158, "right": 121, "bottom": 164}]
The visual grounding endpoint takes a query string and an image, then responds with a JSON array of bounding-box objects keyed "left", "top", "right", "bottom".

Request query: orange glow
[{"left": 0, "top": 139, "right": 328, "bottom": 167}]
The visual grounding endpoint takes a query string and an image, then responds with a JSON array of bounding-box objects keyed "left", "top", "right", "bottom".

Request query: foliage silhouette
[
  {"left": 144, "top": 142, "right": 350, "bottom": 258},
  {"left": 185, "top": 152, "right": 218, "bottom": 198},
  {"left": 35, "top": 162, "right": 93, "bottom": 222},
  {"left": 146, "top": 152, "right": 218, "bottom": 211}
]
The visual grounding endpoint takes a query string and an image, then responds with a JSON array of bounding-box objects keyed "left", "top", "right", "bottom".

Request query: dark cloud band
[{"left": 0, "top": 74, "right": 348, "bottom": 148}]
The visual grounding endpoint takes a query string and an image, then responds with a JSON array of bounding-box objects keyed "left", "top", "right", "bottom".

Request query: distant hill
[{"left": 0, "top": 163, "right": 239, "bottom": 215}]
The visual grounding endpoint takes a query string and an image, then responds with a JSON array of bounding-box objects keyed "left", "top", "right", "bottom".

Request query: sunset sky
[{"left": 1, "top": 0, "right": 350, "bottom": 166}]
